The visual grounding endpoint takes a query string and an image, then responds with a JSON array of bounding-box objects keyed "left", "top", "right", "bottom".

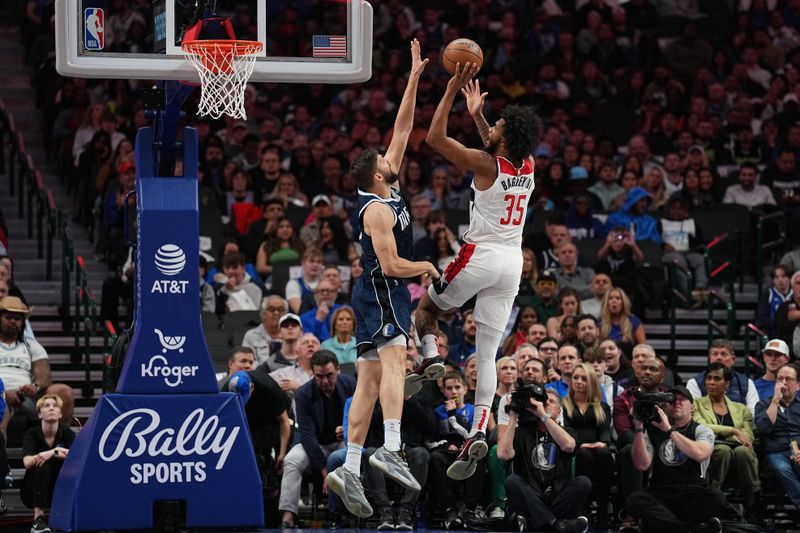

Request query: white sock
[
  {"left": 470, "top": 327, "right": 502, "bottom": 435},
  {"left": 421, "top": 334, "right": 438, "bottom": 359},
  {"left": 471, "top": 404, "right": 491, "bottom": 435},
  {"left": 344, "top": 442, "right": 363, "bottom": 473},
  {"left": 384, "top": 419, "right": 402, "bottom": 451}
]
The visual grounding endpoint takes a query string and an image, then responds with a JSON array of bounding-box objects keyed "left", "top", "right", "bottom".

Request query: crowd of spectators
[{"left": 5, "top": 0, "right": 800, "bottom": 530}]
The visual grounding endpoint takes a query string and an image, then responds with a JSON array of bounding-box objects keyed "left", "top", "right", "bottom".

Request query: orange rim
[{"left": 181, "top": 39, "right": 263, "bottom": 56}]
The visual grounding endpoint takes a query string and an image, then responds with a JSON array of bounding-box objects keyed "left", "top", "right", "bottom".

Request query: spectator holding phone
[{"left": 596, "top": 226, "right": 648, "bottom": 315}]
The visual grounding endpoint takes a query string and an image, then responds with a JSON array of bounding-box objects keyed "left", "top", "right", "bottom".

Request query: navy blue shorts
[{"left": 351, "top": 274, "right": 411, "bottom": 356}]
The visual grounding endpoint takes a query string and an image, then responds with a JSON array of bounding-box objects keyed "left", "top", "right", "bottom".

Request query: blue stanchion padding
[
  {"left": 50, "top": 393, "right": 263, "bottom": 530},
  {"left": 50, "top": 118, "right": 263, "bottom": 531},
  {"left": 115, "top": 125, "right": 218, "bottom": 394}
]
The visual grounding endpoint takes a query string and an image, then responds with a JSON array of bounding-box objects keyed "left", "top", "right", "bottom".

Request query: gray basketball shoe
[
  {"left": 327, "top": 466, "right": 373, "bottom": 518},
  {"left": 368, "top": 447, "right": 421, "bottom": 491}
]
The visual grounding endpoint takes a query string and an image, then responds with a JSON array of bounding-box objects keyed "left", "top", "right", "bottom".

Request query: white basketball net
[{"left": 182, "top": 40, "right": 263, "bottom": 120}]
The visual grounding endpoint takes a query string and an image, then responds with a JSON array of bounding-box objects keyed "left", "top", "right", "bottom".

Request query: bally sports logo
[
  {"left": 151, "top": 244, "right": 188, "bottom": 294},
  {"left": 98, "top": 408, "right": 239, "bottom": 485}
]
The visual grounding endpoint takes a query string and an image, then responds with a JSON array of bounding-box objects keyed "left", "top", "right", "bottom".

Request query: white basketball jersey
[{"left": 462, "top": 156, "right": 535, "bottom": 247}]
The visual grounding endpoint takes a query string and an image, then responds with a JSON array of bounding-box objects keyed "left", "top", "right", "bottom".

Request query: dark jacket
[
  {"left": 294, "top": 373, "right": 356, "bottom": 470},
  {"left": 565, "top": 194, "right": 604, "bottom": 241},
  {"left": 755, "top": 397, "right": 800, "bottom": 454}
]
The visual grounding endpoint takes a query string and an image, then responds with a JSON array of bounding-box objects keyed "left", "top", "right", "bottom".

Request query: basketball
[{"left": 442, "top": 38, "right": 484, "bottom": 75}]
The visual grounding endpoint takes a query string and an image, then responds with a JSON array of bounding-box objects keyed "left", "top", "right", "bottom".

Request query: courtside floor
[{"left": 0, "top": 526, "right": 791, "bottom": 532}]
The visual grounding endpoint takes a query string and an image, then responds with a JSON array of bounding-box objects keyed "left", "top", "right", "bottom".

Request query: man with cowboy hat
[{"left": 0, "top": 297, "right": 74, "bottom": 435}]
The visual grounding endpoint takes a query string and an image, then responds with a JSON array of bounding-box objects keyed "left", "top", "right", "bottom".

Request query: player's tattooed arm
[{"left": 462, "top": 80, "right": 491, "bottom": 147}]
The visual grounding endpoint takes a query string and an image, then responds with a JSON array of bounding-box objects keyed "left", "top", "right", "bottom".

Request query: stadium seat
[
  {"left": 339, "top": 362, "right": 356, "bottom": 376},
  {"left": 223, "top": 310, "right": 261, "bottom": 346},
  {"left": 203, "top": 327, "right": 231, "bottom": 372},
  {"left": 693, "top": 204, "right": 752, "bottom": 274},
  {"left": 271, "top": 261, "right": 302, "bottom": 297},
  {"left": 576, "top": 238, "right": 602, "bottom": 268}
]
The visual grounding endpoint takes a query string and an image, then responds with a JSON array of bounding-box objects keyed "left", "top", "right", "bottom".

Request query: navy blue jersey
[{"left": 357, "top": 186, "right": 413, "bottom": 280}]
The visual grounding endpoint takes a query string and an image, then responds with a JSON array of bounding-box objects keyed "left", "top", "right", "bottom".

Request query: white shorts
[
  {"left": 357, "top": 334, "right": 407, "bottom": 362},
  {"left": 428, "top": 243, "right": 523, "bottom": 334}
]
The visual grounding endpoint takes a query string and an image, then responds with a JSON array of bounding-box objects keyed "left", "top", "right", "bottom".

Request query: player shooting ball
[{"left": 412, "top": 62, "right": 543, "bottom": 480}]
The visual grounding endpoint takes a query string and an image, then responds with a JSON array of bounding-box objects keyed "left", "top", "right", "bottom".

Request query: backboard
[{"left": 55, "top": 0, "right": 373, "bottom": 84}]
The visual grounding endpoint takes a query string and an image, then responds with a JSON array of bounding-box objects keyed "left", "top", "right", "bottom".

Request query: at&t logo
[{"left": 151, "top": 244, "right": 188, "bottom": 294}]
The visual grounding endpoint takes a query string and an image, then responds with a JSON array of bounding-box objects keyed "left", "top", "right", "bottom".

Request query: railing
[
  {"left": 666, "top": 260, "right": 693, "bottom": 369},
  {"left": 703, "top": 233, "right": 735, "bottom": 298},
  {"left": 707, "top": 286, "right": 736, "bottom": 343},
  {"left": 102, "top": 320, "right": 119, "bottom": 395},
  {"left": 755, "top": 211, "right": 787, "bottom": 309},
  {"left": 3, "top": 104, "right": 61, "bottom": 281},
  {"left": 1, "top": 98, "right": 104, "bottom": 400},
  {"left": 743, "top": 323, "right": 769, "bottom": 379},
  {"left": 72, "top": 255, "right": 100, "bottom": 399},
  {"left": 701, "top": 232, "right": 737, "bottom": 343},
  {"left": 0, "top": 98, "right": 7, "bottom": 176},
  {"left": 706, "top": 255, "right": 737, "bottom": 343},
  {"left": 61, "top": 224, "right": 75, "bottom": 330}
]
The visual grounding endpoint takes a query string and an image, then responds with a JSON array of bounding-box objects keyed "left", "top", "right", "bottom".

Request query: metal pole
[{"left": 36, "top": 195, "right": 44, "bottom": 259}]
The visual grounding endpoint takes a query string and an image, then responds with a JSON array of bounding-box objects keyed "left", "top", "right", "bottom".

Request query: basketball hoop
[{"left": 182, "top": 39, "right": 263, "bottom": 119}]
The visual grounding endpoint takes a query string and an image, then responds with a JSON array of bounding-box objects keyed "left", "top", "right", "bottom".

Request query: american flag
[{"left": 313, "top": 35, "right": 346, "bottom": 58}]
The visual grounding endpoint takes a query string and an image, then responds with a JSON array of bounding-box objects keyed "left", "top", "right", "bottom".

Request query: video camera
[
  {"left": 632, "top": 389, "right": 675, "bottom": 422},
  {"left": 505, "top": 378, "right": 549, "bottom": 422}
]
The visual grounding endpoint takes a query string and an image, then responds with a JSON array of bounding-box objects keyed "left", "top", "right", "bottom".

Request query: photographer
[
  {"left": 627, "top": 386, "right": 726, "bottom": 533},
  {"left": 498, "top": 387, "right": 590, "bottom": 533},
  {"left": 613, "top": 356, "right": 669, "bottom": 530},
  {"left": 488, "top": 358, "right": 549, "bottom": 520}
]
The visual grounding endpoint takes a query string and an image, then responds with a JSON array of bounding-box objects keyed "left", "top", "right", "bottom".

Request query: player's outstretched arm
[
  {"left": 384, "top": 39, "right": 428, "bottom": 175},
  {"left": 363, "top": 203, "right": 439, "bottom": 280},
  {"left": 462, "top": 79, "right": 491, "bottom": 148},
  {"left": 426, "top": 63, "right": 496, "bottom": 180}
]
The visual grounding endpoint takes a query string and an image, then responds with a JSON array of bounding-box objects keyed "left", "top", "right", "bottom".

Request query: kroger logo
[
  {"left": 141, "top": 355, "right": 199, "bottom": 387},
  {"left": 140, "top": 329, "right": 198, "bottom": 387},
  {"left": 154, "top": 244, "right": 186, "bottom": 276},
  {"left": 155, "top": 328, "right": 185, "bottom": 353}
]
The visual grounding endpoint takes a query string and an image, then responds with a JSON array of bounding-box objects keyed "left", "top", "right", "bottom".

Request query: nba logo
[{"left": 84, "top": 8, "right": 104, "bottom": 50}]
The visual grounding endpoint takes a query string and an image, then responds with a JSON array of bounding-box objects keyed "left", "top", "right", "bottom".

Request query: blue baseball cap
[
  {"left": 570, "top": 166, "right": 589, "bottom": 180},
  {"left": 535, "top": 144, "right": 553, "bottom": 158}
]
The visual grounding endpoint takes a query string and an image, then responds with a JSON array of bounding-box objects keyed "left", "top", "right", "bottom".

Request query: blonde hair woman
[
  {"left": 562, "top": 363, "right": 613, "bottom": 527},
  {"left": 640, "top": 166, "right": 668, "bottom": 212},
  {"left": 321, "top": 306, "right": 358, "bottom": 364},
  {"left": 599, "top": 287, "right": 645, "bottom": 350}
]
